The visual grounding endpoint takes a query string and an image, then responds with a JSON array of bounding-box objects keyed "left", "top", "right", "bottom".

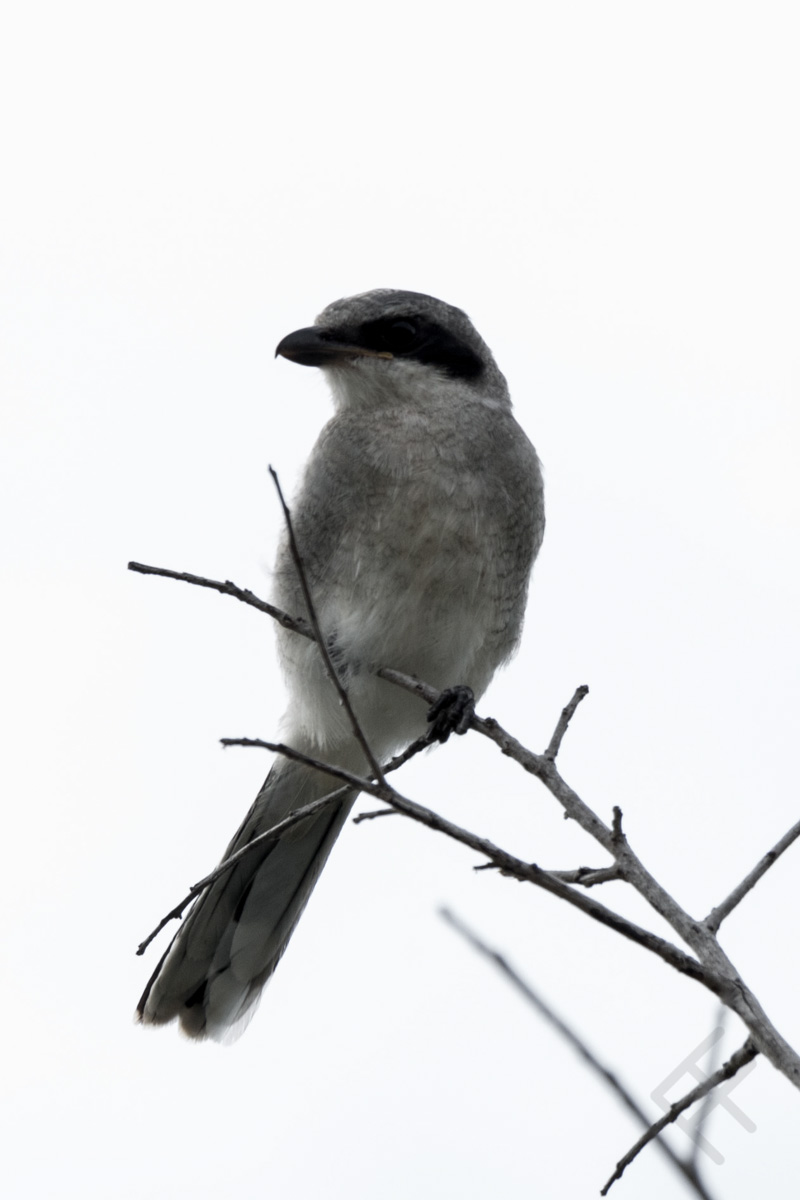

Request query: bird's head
[{"left": 275, "top": 289, "right": 510, "bottom": 412}]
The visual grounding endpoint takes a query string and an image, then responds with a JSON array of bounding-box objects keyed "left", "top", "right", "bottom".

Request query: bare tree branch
[
  {"left": 458, "top": 708, "right": 800, "bottom": 1088},
  {"left": 126, "top": 562, "right": 467, "bottom": 721},
  {"left": 137, "top": 732, "right": 434, "bottom": 956},
  {"left": 441, "top": 908, "right": 717, "bottom": 1200},
  {"left": 705, "top": 817, "right": 800, "bottom": 933},
  {"left": 601, "top": 1038, "right": 759, "bottom": 1195},
  {"left": 375, "top": 664, "right": 441, "bottom": 708},
  {"left": 128, "top": 557, "right": 800, "bottom": 1088},
  {"left": 127, "top": 560, "right": 312, "bottom": 638},
  {"left": 221, "top": 735, "right": 711, "bottom": 987},
  {"left": 136, "top": 788, "right": 349, "bottom": 955}
]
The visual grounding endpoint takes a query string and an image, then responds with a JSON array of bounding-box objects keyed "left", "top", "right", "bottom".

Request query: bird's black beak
[{"left": 275, "top": 326, "right": 393, "bottom": 367}]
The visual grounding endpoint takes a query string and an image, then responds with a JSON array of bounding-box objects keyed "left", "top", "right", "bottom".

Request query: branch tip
[
  {"left": 442, "top": 909, "right": 716, "bottom": 1200},
  {"left": 544, "top": 685, "right": 590, "bottom": 761},
  {"left": 705, "top": 817, "right": 800, "bottom": 933},
  {"left": 601, "top": 1037, "right": 758, "bottom": 1194}
]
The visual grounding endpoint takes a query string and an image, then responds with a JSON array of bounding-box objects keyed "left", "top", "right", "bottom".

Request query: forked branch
[
  {"left": 441, "top": 908, "right": 717, "bottom": 1200},
  {"left": 129, "top": 551, "right": 800, "bottom": 1179}
]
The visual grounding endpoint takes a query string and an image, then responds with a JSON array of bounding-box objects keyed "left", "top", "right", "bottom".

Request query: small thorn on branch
[
  {"left": 473, "top": 860, "right": 520, "bottom": 876},
  {"left": 352, "top": 808, "right": 397, "bottom": 825}
]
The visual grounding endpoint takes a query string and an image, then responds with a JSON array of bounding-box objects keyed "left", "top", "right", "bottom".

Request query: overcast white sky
[{"left": 2, "top": 3, "right": 799, "bottom": 1197}]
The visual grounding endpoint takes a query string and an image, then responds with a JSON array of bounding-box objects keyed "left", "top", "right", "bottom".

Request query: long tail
[{"left": 137, "top": 757, "right": 356, "bottom": 1040}]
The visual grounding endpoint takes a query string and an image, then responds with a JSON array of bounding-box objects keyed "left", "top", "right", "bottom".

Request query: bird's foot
[{"left": 426, "top": 685, "right": 475, "bottom": 743}]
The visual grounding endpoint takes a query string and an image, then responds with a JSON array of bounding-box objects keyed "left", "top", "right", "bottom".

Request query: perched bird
[{"left": 137, "top": 289, "right": 545, "bottom": 1040}]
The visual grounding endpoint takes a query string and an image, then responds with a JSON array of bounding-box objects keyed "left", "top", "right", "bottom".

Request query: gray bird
[{"left": 137, "top": 289, "right": 545, "bottom": 1040}]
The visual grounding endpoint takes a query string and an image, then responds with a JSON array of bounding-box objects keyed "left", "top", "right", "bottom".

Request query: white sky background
[{"left": 2, "top": 2, "right": 799, "bottom": 1197}]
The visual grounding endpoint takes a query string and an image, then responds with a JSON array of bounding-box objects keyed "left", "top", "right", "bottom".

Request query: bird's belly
[{"left": 278, "top": 466, "right": 525, "bottom": 757}]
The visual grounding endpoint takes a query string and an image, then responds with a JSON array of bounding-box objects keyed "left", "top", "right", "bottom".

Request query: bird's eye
[{"left": 381, "top": 320, "right": 418, "bottom": 353}]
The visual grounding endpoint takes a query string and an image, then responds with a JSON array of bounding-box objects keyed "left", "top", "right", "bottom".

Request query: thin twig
[
  {"left": 382, "top": 734, "right": 435, "bottom": 771},
  {"left": 268, "top": 467, "right": 385, "bottom": 784},
  {"left": 544, "top": 684, "right": 589, "bottom": 760},
  {"left": 441, "top": 909, "right": 716, "bottom": 1200},
  {"left": 352, "top": 808, "right": 397, "bottom": 824},
  {"left": 136, "top": 895, "right": 198, "bottom": 957},
  {"left": 136, "top": 789, "right": 349, "bottom": 955},
  {"left": 126, "top": 563, "right": 444, "bottom": 722},
  {"left": 705, "top": 817, "right": 800, "bottom": 933},
  {"left": 690, "top": 1009, "right": 727, "bottom": 1174},
  {"left": 127, "top": 561, "right": 312, "bottom": 638},
  {"left": 601, "top": 1038, "right": 758, "bottom": 1194},
  {"left": 220, "top": 735, "right": 711, "bottom": 987},
  {"left": 137, "top": 731, "right": 433, "bottom": 956}
]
